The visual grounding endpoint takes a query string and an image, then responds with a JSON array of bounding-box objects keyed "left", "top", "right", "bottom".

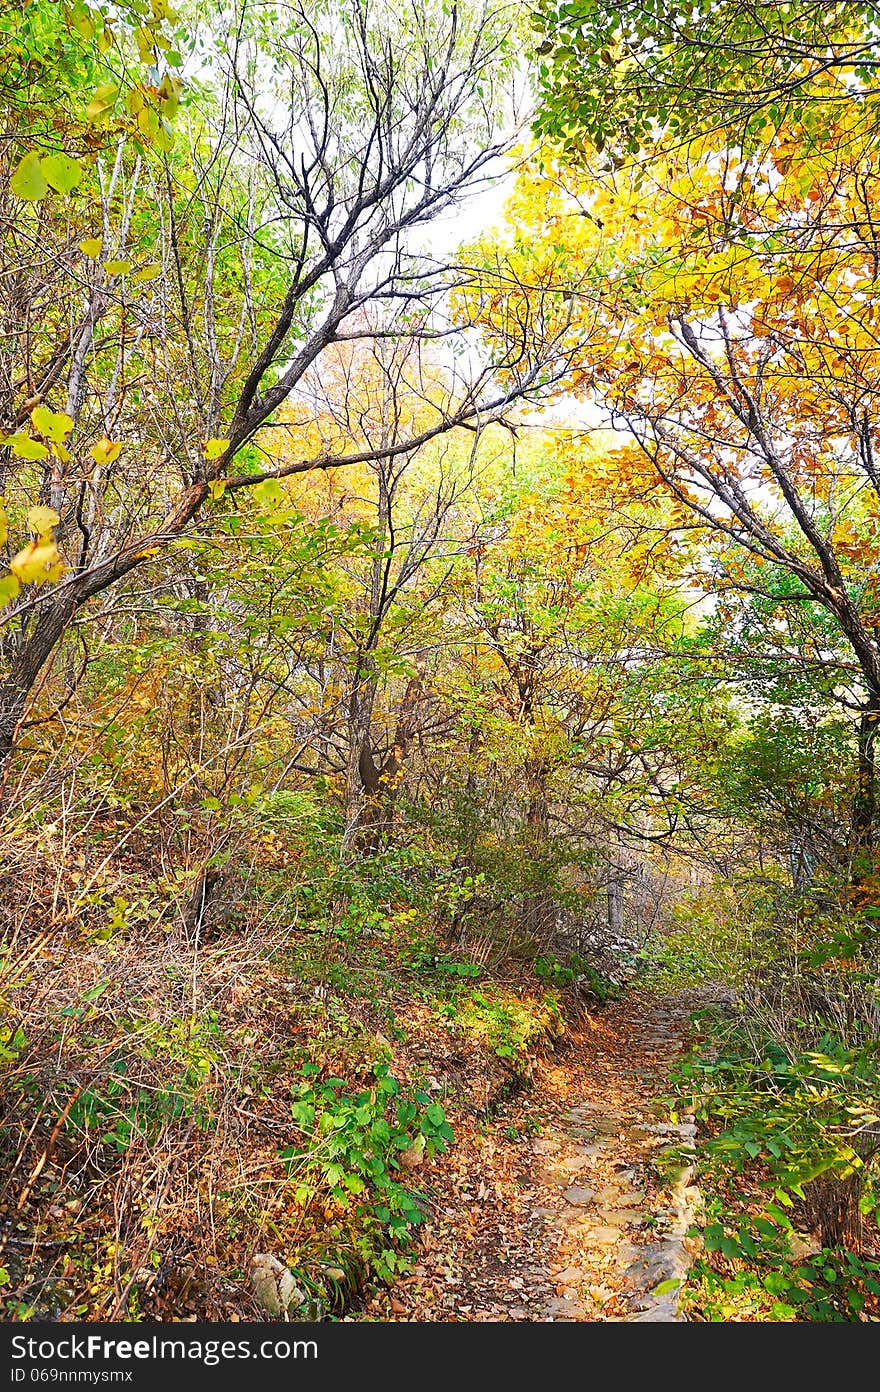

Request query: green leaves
[
  {"left": 532, "top": 0, "right": 879, "bottom": 155},
  {"left": 253, "top": 478, "right": 286, "bottom": 509},
  {"left": 40, "top": 152, "right": 82, "bottom": 195},
  {"left": 278, "top": 1059, "right": 452, "bottom": 1276},
  {"left": 10, "top": 151, "right": 83, "bottom": 201},
  {"left": 10, "top": 152, "right": 48, "bottom": 201}
]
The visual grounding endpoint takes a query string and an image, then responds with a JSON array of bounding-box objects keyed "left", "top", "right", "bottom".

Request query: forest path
[{"left": 366, "top": 988, "right": 706, "bottom": 1322}]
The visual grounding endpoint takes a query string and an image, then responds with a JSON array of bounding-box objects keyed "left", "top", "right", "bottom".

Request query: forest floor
[{"left": 365, "top": 987, "right": 707, "bottom": 1322}]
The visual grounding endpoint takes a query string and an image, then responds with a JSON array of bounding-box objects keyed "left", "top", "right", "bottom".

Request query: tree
[
  {"left": 531, "top": 0, "right": 880, "bottom": 155},
  {"left": 411, "top": 435, "right": 723, "bottom": 952},
  {"left": 463, "top": 113, "right": 880, "bottom": 869},
  {"left": 273, "top": 333, "right": 481, "bottom": 854},
  {"left": 0, "top": 0, "right": 578, "bottom": 772}
]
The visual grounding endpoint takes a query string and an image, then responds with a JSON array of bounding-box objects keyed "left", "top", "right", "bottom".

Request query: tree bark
[
  {"left": 607, "top": 844, "right": 625, "bottom": 937},
  {"left": 851, "top": 695, "right": 880, "bottom": 876},
  {"left": 521, "top": 758, "right": 551, "bottom": 942},
  {"left": 0, "top": 594, "right": 78, "bottom": 769},
  {"left": 342, "top": 668, "right": 424, "bottom": 859}
]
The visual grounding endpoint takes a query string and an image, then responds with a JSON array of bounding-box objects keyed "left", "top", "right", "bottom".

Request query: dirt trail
[{"left": 368, "top": 989, "right": 707, "bottom": 1322}]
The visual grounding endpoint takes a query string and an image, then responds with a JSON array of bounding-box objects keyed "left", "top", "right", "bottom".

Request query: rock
[
  {"left": 594, "top": 1185, "right": 621, "bottom": 1203},
  {"left": 250, "top": 1253, "right": 306, "bottom": 1317},
  {"left": 400, "top": 1135, "right": 426, "bottom": 1170},
  {"left": 590, "top": 1226, "right": 623, "bottom": 1245},
  {"left": 595, "top": 1207, "right": 639, "bottom": 1226},
  {"left": 592, "top": 1117, "right": 623, "bottom": 1137},
  {"left": 788, "top": 1230, "right": 822, "bottom": 1259},
  {"left": 613, "top": 1242, "right": 641, "bottom": 1271},
  {"left": 631, "top": 1292, "right": 679, "bottom": 1322},
  {"left": 545, "top": 1296, "right": 583, "bottom": 1320},
  {"left": 662, "top": 1160, "right": 694, "bottom": 1186},
  {"left": 562, "top": 1186, "right": 595, "bottom": 1207},
  {"left": 557, "top": 1155, "right": 592, "bottom": 1174}
]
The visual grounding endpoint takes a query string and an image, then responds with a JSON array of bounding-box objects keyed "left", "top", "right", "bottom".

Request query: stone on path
[
  {"left": 562, "top": 1186, "right": 595, "bottom": 1207},
  {"left": 590, "top": 1226, "right": 623, "bottom": 1245},
  {"left": 557, "top": 1155, "right": 592, "bottom": 1174},
  {"left": 545, "top": 1296, "right": 584, "bottom": 1320}
]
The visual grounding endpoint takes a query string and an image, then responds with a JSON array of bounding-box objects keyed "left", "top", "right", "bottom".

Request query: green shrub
[{"left": 279, "top": 1061, "right": 453, "bottom": 1282}]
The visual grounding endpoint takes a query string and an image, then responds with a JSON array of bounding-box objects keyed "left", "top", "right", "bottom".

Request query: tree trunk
[
  {"left": 607, "top": 848, "right": 625, "bottom": 937},
  {"left": 521, "top": 758, "right": 551, "bottom": 944},
  {"left": 0, "top": 595, "right": 78, "bottom": 773},
  {"left": 803, "top": 1171, "right": 864, "bottom": 1252},
  {"left": 851, "top": 695, "right": 880, "bottom": 878},
  {"left": 342, "top": 668, "right": 423, "bottom": 859},
  {"left": 0, "top": 484, "right": 208, "bottom": 780}
]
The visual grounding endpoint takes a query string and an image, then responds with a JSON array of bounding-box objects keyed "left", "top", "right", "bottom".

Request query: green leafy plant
[
  {"left": 279, "top": 1061, "right": 453, "bottom": 1280},
  {"left": 534, "top": 953, "right": 620, "bottom": 1002},
  {"left": 438, "top": 985, "right": 563, "bottom": 1071}
]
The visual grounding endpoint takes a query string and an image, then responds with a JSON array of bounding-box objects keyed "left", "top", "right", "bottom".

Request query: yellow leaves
[
  {"left": 31, "top": 405, "right": 73, "bottom": 444},
  {"left": 4, "top": 433, "right": 49, "bottom": 461},
  {"left": 0, "top": 496, "right": 6, "bottom": 549},
  {"left": 9, "top": 505, "right": 63, "bottom": 588},
  {"left": 159, "top": 75, "right": 182, "bottom": 120},
  {"left": 104, "top": 259, "right": 131, "bottom": 276},
  {"left": 27, "top": 505, "right": 60, "bottom": 536},
  {"left": 79, "top": 236, "right": 103, "bottom": 258},
  {"left": 90, "top": 438, "right": 123, "bottom": 467},
  {"left": 208, "top": 480, "right": 227, "bottom": 501},
  {"left": 126, "top": 86, "right": 146, "bottom": 116},
  {"left": 137, "top": 106, "right": 160, "bottom": 140},
  {"left": 134, "top": 22, "right": 158, "bottom": 64},
  {"left": 0, "top": 573, "right": 20, "bottom": 606},
  {"left": 86, "top": 82, "right": 119, "bottom": 123},
  {"left": 3, "top": 408, "right": 73, "bottom": 466},
  {"left": 10, "top": 541, "right": 63, "bottom": 585},
  {"left": 202, "top": 438, "right": 229, "bottom": 460}
]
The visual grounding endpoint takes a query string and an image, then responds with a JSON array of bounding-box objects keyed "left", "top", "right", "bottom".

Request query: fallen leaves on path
[{"left": 365, "top": 988, "right": 708, "bottom": 1322}]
